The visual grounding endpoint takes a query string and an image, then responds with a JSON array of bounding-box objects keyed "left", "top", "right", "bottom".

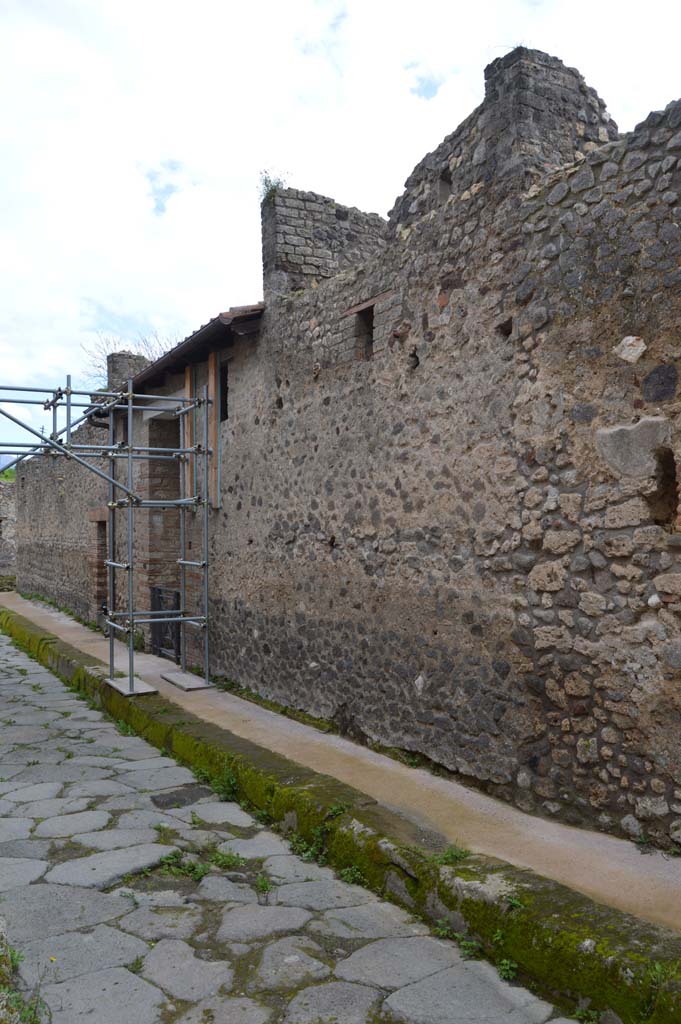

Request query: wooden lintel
[{"left": 340, "top": 290, "right": 393, "bottom": 319}]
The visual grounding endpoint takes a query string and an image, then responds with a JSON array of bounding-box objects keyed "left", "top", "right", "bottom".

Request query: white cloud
[{"left": 0, "top": 0, "right": 680, "bottom": 443}]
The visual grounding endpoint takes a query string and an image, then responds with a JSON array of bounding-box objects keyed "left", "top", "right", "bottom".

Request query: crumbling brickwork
[{"left": 16, "top": 47, "right": 681, "bottom": 847}]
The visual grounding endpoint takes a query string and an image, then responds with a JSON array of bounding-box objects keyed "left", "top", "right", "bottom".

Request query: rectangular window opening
[
  {"left": 355, "top": 306, "right": 374, "bottom": 361},
  {"left": 220, "top": 362, "right": 229, "bottom": 421}
]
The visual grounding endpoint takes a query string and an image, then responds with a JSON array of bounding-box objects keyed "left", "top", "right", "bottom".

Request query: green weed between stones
[
  {"left": 338, "top": 865, "right": 368, "bottom": 885},
  {"left": 0, "top": 933, "right": 46, "bottom": 1024},
  {"left": 497, "top": 958, "right": 519, "bottom": 981},
  {"left": 159, "top": 850, "right": 210, "bottom": 882},
  {"left": 209, "top": 850, "right": 246, "bottom": 871},
  {"left": 127, "top": 955, "right": 144, "bottom": 976},
  {"left": 432, "top": 844, "right": 470, "bottom": 866}
]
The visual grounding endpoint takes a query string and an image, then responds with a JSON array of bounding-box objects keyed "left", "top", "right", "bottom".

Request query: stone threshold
[{"left": 1, "top": 599, "right": 681, "bottom": 1021}]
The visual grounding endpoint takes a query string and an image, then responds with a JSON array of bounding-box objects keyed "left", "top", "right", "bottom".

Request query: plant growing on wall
[{"left": 259, "top": 169, "right": 287, "bottom": 204}]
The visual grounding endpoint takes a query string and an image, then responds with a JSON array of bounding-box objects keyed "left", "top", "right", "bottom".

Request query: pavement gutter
[{"left": 1, "top": 606, "right": 680, "bottom": 1024}]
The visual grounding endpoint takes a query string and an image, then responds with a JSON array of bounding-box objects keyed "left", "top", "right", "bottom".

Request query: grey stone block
[
  {"left": 4, "top": 781, "right": 62, "bottom": 802},
  {"left": 66, "top": 781, "right": 135, "bottom": 798},
  {"left": 45, "top": 843, "right": 174, "bottom": 888},
  {"left": 170, "top": 800, "right": 256, "bottom": 828},
  {"left": 219, "top": 833, "right": 290, "bottom": 859},
  {"left": 335, "top": 937, "right": 461, "bottom": 989},
  {"left": 34, "top": 810, "right": 111, "bottom": 838},
  {"left": 283, "top": 981, "right": 381, "bottom": 1023},
  {"left": 118, "top": 905, "right": 203, "bottom": 941},
  {"left": 175, "top": 996, "right": 271, "bottom": 1024},
  {"left": 197, "top": 874, "right": 257, "bottom": 903},
  {"left": 19, "top": 923, "right": 148, "bottom": 987},
  {"left": 42, "top": 966, "right": 165, "bottom": 1024},
  {"left": 309, "top": 903, "right": 428, "bottom": 939},
  {"left": 0, "top": 817, "right": 32, "bottom": 843},
  {"left": 9, "top": 797, "right": 90, "bottom": 818},
  {"left": 275, "top": 880, "right": 375, "bottom": 910},
  {"left": 73, "top": 827, "right": 158, "bottom": 850},
  {"left": 384, "top": 961, "right": 554, "bottom": 1023},
  {"left": 249, "top": 936, "right": 330, "bottom": 992},
  {"left": 117, "top": 766, "right": 197, "bottom": 791},
  {"left": 218, "top": 905, "right": 312, "bottom": 942},
  {"left": 596, "top": 416, "right": 671, "bottom": 478},
  {"left": 263, "top": 854, "right": 334, "bottom": 883},
  {"left": 0, "top": 855, "right": 47, "bottom": 890},
  {"left": 0, "top": 883, "right": 132, "bottom": 941},
  {"left": 142, "top": 939, "right": 231, "bottom": 1000}
]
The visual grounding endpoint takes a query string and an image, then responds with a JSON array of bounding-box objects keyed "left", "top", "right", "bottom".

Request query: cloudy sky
[{"left": 1, "top": 0, "right": 680, "bottom": 445}]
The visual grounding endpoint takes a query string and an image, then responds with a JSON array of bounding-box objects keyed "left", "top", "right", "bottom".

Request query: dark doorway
[{"left": 150, "top": 586, "right": 181, "bottom": 663}]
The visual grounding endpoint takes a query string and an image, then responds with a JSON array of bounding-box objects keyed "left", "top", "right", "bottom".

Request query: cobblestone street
[{"left": 0, "top": 634, "right": 574, "bottom": 1023}]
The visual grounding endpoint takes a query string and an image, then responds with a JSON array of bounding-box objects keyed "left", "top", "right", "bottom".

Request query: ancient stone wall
[
  {"left": 15, "top": 419, "right": 108, "bottom": 621},
  {"left": 16, "top": 47, "right": 681, "bottom": 846},
  {"left": 0, "top": 480, "right": 16, "bottom": 572}
]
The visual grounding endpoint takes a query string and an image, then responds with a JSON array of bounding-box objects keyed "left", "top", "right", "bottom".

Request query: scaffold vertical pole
[
  {"left": 202, "top": 384, "right": 210, "bottom": 687},
  {"left": 107, "top": 405, "right": 116, "bottom": 682},
  {"left": 66, "top": 374, "right": 72, "bottom": 444},
  {"left": 126, "top": 379, "right": 135, "bottom": 694},
  {"left": 179, "top": 410, "right": 187, "bottom": 674}
]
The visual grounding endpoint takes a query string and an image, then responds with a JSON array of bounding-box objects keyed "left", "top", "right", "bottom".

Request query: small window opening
[
  {"left": 220, "top": 362, "right": 229, "bottom": 421},
  {"left": 438, "top": 168, "right": 452, "bottom": 202},
  {"left": 646, "top": 447, "right": 679, "bottom": 527},
  {"left": 355, "top": 306, "right": 374, "bottom": 361},
  {"left": 496, "top": 317, "right": 513, "bottom": 339}
]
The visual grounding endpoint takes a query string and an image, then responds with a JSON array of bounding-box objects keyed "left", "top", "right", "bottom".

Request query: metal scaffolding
[{"left": 0, "top": 377, "right": 212, "bottom": 696}]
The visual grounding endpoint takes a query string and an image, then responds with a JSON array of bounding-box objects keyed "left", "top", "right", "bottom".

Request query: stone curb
[{"left": 1, "top": 607, "right": 680, "bottom": 1024}]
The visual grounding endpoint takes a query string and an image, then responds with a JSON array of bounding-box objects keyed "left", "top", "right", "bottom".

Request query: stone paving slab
[
  {"left": 336, "top": 936, "right": 462, "bottom": 989},
  {"left": 0, "top": 883, "right": 132, "bottom": 941},
  {"left": 117, "top": 766, "right": 196, "bottom": 790},
  {"left": 42, "top": 966, "right": 166, "bottom": 1024},
  {"left": 0, "top": 855, "right": 47, "bottom": 889},
  {"left": 141, "top": 938, "right": 232, "bottom": 1000},
  {"left": 0, "top": 634, "right": 569, "bottom": 1024},
  {"left": 219, "top": 832, "right": 291, "bottom": 858},
  {"left": 45, "top": 842, "right": 174, "bottom": 887},
  {"left": 34, "top": 809, "right": 110, "bottom": 837},
  {"left": 169, "top": 799, "right": 256, "bottom": 827},
  {"left": 176, "top": 996, "right": 272, "bottom": 1024},
  {"left": 218, "top": 905, "right": 313, "bottom": 941},
  {"left": 275, "top": 879, "right": 376, "bottom": 910},
  {"left": 0, "top": 817, "right": 32, "bottom": 842},
  {"left": 384, "top": 962, "right": 555, "bottom": 1023},
  {"left": 248, "top": 935, "right": 331, "bottom": 992},
  {"left": 283, "top": 980, "right": 381, "bottom": 1023},
  {"left": 18, "top": 923, "right": 148, "bottom": 988},
  {"left": 73, "top": 826, "right": 159, "bottom": 850},
  {"left": 118, "top": 905, "right": 204, "bottom": 941}
]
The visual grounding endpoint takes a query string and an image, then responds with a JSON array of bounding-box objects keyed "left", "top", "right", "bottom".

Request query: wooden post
[
  {"left": 207, "top": 351, "right": 219, "bottom": 508},
  {"left": 184, "top": 366, "right": 193, "bottom": 497}
]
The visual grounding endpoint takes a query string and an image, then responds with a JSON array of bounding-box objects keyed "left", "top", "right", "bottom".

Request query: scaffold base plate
[
  {"left": 161, "top": 670, "right": 213, "bottom": 691},
  {"left": 105, "top": 677, "right": 158, "bottom": 697}
]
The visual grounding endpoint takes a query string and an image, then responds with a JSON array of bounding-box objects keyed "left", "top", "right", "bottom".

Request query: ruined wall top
[
  {"left": 106, "top": 351, "right": 149, "bottom": 389},
  {"left": 388, "top": 47, "right": 618, "bottom": 231},
  {"left": 261, "top": 188, "right": 387, "bottom": 299},
  {"left": 260, "top": 48, "right": 619, "bottom": 297}
]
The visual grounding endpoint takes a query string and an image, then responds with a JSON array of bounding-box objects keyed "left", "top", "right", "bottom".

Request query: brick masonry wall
[
  {"left": 262, "top": 187, "right": 387, "bottom": 298},
  {"left": 16, "top": 47, "right": 681, "bottom": 847}
]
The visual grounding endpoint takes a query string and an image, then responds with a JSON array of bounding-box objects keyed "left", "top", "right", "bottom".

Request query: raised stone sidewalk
[{"left": 0, "top": 634, "right": 574, "bottom": 1024}]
